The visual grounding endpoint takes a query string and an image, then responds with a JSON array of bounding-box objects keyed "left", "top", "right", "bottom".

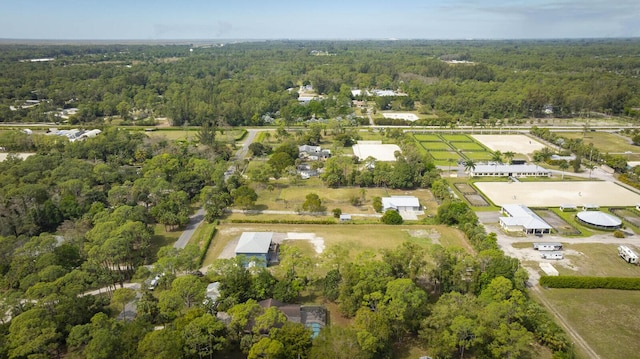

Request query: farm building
[
  {"left": 576, "top": 211, "right": 622, "bottom": 230},
  {"left": 469, "top": 164, "right": 551, "bottom": 178},
  {"left": 382, "top": 196, "right": 420, "bottom": 212},
  {"left": 499, "top": 204, "right": 552, "bottom": 235},
  {"left": 234, "top": 232, "right": 276, "bottom": 267},
  {"left": 618, "top": 245, "right": 638, "bottom": 264},
  {"left": 533, "top": 242, "right": 563, "bottom": 251}
]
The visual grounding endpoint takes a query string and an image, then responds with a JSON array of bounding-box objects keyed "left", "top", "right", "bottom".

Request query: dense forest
[{"left": 1, "top": 39, "right": 640, "bottom": 126}]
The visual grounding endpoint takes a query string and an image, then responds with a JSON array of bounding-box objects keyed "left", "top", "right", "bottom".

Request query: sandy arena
[
  {"left": 352, "top": 141, "right": 401, "bottom": 161},
  {"left": 471, "top": 134, "right": 547, "bottom": 154},
  {"left": 475, "top": 181, "right": 640, "bottom": 207}
]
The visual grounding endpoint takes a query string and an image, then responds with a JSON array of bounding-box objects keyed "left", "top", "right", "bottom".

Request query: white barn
[
  {"left": 382, "top": 196, "right": 420, "bottom": 212},
  {"left": 469, "top": 164, "right": 551, "bottom": 178},
  {"left": 500, "top": 204, "right": 552, "bottom": 235}
]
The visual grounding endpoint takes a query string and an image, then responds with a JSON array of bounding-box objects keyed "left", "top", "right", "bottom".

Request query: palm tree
[
  {"left": 447, "top": 158, "right": 455, "bottom": 174},
  {"left": 491, "top": 150, "right": 503, "bottom": 163},
  {"left": 503, "top": 151, "right": 516, "bottom": 165},
  {"left": 464, "top": 159, "right": 476, "bottom": 175},
  {"left": 559, "top": 161, "right": 569, "bottom": 180},
  {"left": 585, "top": 163, "right": 595, "bottom": 178}
]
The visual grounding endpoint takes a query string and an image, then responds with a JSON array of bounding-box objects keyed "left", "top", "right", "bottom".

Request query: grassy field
[
  {"left": 540, "top": 288, "right": 640, "bottom": 359},
  {"left": 413, "top": 134, "right": 441, "bottom": 142},
  {"left": 149, "top": 224, "right": 183, "bottom": 261},
  {"left": 201, "top": 223, "right": 473, "bottom": 269},
  {"left": 559, "top": 243, "right": 640, "bottom": 277},
  {"left": 250, "top": 178, "right": 439, "bottom": 215},
  {"left": 463, "top": 151, "right": 494, "bottom": 161},
  {"left": 441, "top": 134, "right": 471, "bottom": 142},
  {"left": 451, "top": 141, "right": 487, "bottom": 151},
  {"left": 420, "top": 141, "right": 453, "bottom": 151},
  {"left": 562, "top": 132, "right": 640, "bottom": 160}
]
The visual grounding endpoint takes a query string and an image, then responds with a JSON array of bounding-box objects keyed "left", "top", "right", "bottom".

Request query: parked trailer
[
  {"left": 540, "top": 251, "right": 563, "bottom": 260},
  {"left": 533, "top": 242, "right": 563, "bottom": 251},
  {"left": 618, "top": 245, "right": 638, "bottom": 264}
]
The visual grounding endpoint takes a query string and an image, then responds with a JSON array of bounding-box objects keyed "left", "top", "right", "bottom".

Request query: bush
[
  {"left": 332, "top": 208, "right": 342, "bottom": 218},
  {"left": 372, "top": 196, "right": 382, "bottom": 213},
  {"left": 540, "top": 276, "right": 640, "bottom": 290},
  {"left": 381, "top": 210, "right": 403, "bottom": 225},
  {"left": 613, "top": 229, "right": 625, "bottom": 238}
]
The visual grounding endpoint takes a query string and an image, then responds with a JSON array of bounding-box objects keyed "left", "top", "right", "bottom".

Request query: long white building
[{"left": 470, "top": 164, "right": 551, "bottom": 178}]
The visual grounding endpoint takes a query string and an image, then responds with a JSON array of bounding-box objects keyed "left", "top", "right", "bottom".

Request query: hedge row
[
  {"left": 198, "top": 221, "right": 217, "bottom": 266},
  {"left": 540, "top": 276, "right": 640, "bottom": 290},
  {"left": 229, "top": 218, "right": 337, "bottom": 225}
]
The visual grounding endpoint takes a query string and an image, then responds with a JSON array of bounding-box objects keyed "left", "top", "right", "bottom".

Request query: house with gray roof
[
  {"left": 500, "top": 204, "right": 552, "bottom": 235},
  {"left": 234, "top": 232, "right": 275, "bottom": 267}
]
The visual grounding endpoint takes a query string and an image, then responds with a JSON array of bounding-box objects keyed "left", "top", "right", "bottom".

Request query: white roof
[
  {"left": 501, "top": 204, "right": 552, "bottom": 230},
  {"left": 382, "top": 196, "right": 420, "bottom": 208},
  {"left": 577, "top": 211, "right": 621, "bottom": 227},
  {"left": 206, "top": 282, "right": 221, "bottom": 301},
  {"left": 234, "top": 232, "right": 273, "bottom": 254},
  {"left": 472, "top": 164, "right": 550, "bottom": 174}
]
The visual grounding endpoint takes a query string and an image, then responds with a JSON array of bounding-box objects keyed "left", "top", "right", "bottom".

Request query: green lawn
[
  {"left": 560, "top": 243, "right": 640, "bottom": 277},
  {"left": 540, "top": 288, "right": 640, "bottom": 359},
  {"left": 562, "top": 132, "right": 640, "bottom": 160},
  {"left": 463, "top": 151, "right": 493, "bottom": 161},
  {"left": 451, "top": 142, "right": 487, "bottom": 151},
  {"left": 413, "top": 134, "right": 441, "bottom": 142},
  {"left": 441, "top": 134, "right": 471, "bottom": 142},
  {"left": 420, "top": 141, "right": 453, "bottom": 151}
]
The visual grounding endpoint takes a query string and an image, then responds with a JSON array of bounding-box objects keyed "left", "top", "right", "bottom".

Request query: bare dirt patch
[{"left": 535, "top": 209, "right": 580, "bottom": 235}]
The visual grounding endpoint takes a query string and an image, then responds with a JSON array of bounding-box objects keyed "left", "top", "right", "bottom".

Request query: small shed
[
  {"left": 234, "top": 232, "right": 274, "bottom": 267},
  {"left": 582, "top": 204, "right": 600, "bottom": 211},
  {"left": 339, "top": 214, "right": 352, "bottom": 222},
  {"left": 559, "top": 204, "right": 577, "bottom": 212}
]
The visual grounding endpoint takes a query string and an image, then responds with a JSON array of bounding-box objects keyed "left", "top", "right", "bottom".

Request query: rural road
[
  {"left": 227, "top": 208, "right": 382, "bottom": 218},
  {"left": 173, "top": 207, "right": 206, "bottom": 249}
]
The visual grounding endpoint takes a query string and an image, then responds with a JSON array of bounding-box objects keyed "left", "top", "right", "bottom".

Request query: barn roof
[{"left": 235, "top": 232, "right": 273, "bottom": 254}]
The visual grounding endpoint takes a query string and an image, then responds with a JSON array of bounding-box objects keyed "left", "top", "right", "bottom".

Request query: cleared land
[
  {"left": 382, "top": 112, "right": 419, "bottom": 121},
  {"left": 472, "top": 134, "right": 547, "bottom": 154},
  {"left": 0, "top": 153, "right": 34, "bottom": 161},
  {"left": 202, "top": 223, "right": 472, "bottom": 269},
  {"left": 562, "top": 132, "right": 640, "bottom": 160},
  {"left": 474, "top": 181, "right": 640, "bottom": 207}
]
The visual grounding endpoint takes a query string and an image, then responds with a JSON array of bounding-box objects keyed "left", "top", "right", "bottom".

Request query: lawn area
[
  {"left": 251, "top": 179, "right": 438, "bottom": 216},
  {"left": 201, "top": 223, "right": 473, "bottom": 269},
  {"left": 149, "top": 223, "right": 182, "bottom": 261},
  {"left": 560, "top": 243, "right": 640, "bottom": 277},
  {"left": 419, "top": 141, "right": 452, "bottom": 151},
  {"left": 441, "top": 134, "right": 471, "bottom": 142},
  {"left": 451, "top": 141, "right": 487, "bottom": 151},
  {"left": 463, "top": 151, "right": 493, "bottom": 161},
  {"left": 539, "top": 288, "right": 640, "bottom": 359},
  {"left": 562, "top": 132, "right": 640, "bottom": 159},
  {"left": 413, "top": 134, "right": 441, "bottom": 142}
]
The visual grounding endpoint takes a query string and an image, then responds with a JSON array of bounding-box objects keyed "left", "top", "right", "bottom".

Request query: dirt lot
[{"left": 471, "top": 134, "right": 547, "bottom": 154}]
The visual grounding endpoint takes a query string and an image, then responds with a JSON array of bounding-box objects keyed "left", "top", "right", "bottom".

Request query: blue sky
[{"left": 1, "top": 0, "right": 639, "bottom": 40}]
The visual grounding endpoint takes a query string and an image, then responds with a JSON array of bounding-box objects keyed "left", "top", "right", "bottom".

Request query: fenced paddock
[
  {"left": 474, "top": 181, "right": 640, "bottom": 207},
  {"left": 451, "top": 142, "right": 487, "bottom": 151},
  {"left": 441, "top": 134, "right": 472, "bottom": 142},
  {"left": 352, "top": 141, "right": 401, "bottom": 162}
]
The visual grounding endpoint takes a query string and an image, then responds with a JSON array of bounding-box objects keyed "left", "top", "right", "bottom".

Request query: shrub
[
  {"left": 381, "top": 210, "right": 403, "bottom": 225},
  {"left": 332, "top": 208, "right": 342, "bottom": 218},
  {"left": 540, "top": 276, "right": 640, "bottom": 290},
  {"left": 372, "top": 196, "right": 382, "bottom": 213},
  {"left": 613, "top": 229, "right": 625, "bottom": 238}
]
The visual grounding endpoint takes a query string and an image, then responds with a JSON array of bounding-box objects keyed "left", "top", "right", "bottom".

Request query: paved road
[
  {"left": 227, "top": 208, "right": 382, "bottom": 218},
  {"left": 173, "top": 207, "right": 206, "bottom": 249}
]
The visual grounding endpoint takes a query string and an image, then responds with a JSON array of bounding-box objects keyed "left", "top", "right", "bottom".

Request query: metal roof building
[
  {"left": 500, "top": 204, "right": 552, "bottom": 235},
  {"left": 470, "top": 164, "right": 551, "bottom": 178},
  {"left": 234, "top": 232, "right": 274, "bottom": 266}
]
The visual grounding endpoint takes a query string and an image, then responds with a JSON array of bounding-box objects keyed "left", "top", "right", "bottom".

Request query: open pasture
[
  {"left": 441, "top": 134, "right": 472, "bottom": 142},
  {"left": 419, "top": 141, "right": 452, "bottom": 151},
  {"left": 413, "top": 134, "right": 441, "bottom": 142},
  {"left": 541, "top": 289, "right": 640, "bottom": 359},
  {"left": 474, "top": 181, "right": 640, "bottom": 207},
  {"left": 451, "top": 141, "right": 486, "bottom": 151},
  {"left": 562, "top": 132, "right": 640, "bottom": 159}
]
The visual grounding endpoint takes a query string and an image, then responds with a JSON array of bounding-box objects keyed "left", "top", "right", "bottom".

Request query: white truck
[{"left": 618, "top": 245, "right": 638, "bottom": 264}]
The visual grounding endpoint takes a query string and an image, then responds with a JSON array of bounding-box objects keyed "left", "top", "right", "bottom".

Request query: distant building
[
  {"left": 298, "top": 145, "right": 331, "bottom": 160},
  {"left": 339, "top": 214, "right": 352, "bottom": 222},
  {"left": 259, "top": 298, "right": 327, "bottom": 338},
  {"left": 382, "top": 196, "right": 420, "bottom": 212}
]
